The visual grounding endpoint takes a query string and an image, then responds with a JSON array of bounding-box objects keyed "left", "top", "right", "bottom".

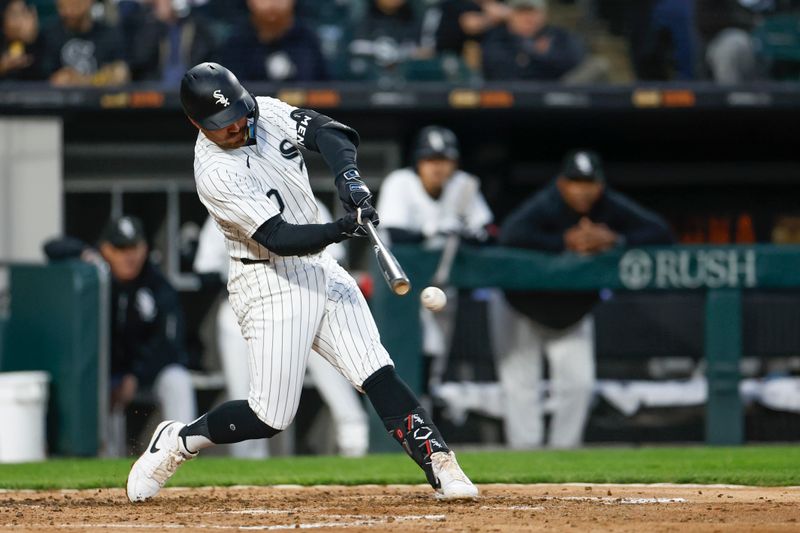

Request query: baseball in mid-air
[{"left": 420, "top": 286, "right": 447, "bottom": 312}]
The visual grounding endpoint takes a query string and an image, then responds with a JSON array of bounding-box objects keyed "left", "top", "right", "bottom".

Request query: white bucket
[{"left": 0, "top": 371, "right": 50, "bottom": 463}]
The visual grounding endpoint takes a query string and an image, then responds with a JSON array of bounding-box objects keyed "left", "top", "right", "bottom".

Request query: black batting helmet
[
  {"left": 413, "top": 126, "right": 460, "bottom": 163},
  {"left": 180, "top": 62, "right": 256, "bottom": 130}
]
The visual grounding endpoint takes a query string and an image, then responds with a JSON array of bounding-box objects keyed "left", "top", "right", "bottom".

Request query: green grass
[{"left": 1, "top": 447, "right": 799, "bottom": 490}]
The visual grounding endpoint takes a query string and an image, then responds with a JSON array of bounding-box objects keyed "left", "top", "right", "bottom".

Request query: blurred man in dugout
[
  {"left": 44, "top": 216, "right": 197, "bottom": 456},
  {"left": 194, "top": 199, "right": 370, "bottom": 458},
  {"left": 495, "top": 151, "right": 674, "bottom": 449},
  {"left": 377, "top": 126, "right": 493, "bottom": 393},
  {"left": 100, "top": 216, "right": 197, "bottom": 455}
]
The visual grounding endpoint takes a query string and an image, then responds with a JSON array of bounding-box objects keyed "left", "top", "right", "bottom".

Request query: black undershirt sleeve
[
  {"left": 315, "top": 128, "right": 358, "bottom": 178},
  {"left": 251, "top": 214, "right": 347, "bottom": 257}
]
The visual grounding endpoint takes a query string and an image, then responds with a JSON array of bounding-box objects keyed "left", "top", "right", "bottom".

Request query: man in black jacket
[
  {"left": 127, "top": 0, "right": 217, "bottom": 85},
  {"left": 221, "top": 0, "right": 328, "bottom": 82},
  {"left": 97, "top": 216, "right": 196, "bottom": 435},
  {"left": 44, "top": 216, "right": 197, "bottom": 455},
  {"left": 496, "top": 151, "right": 674, "bottom": 448},
  {"left": 481, "top": 0, "right": 584, "bottom": 81}
]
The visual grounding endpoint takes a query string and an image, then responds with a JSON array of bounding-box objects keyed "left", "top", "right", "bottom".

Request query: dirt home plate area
[{"left": 1, "top": 484, "right": 800, "bottom": 532}]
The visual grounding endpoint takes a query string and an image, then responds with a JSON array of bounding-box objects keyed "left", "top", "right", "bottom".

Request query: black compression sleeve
[
  {"left": 316, "top": 128, "right": 358, "bottom": 178},
  {"left": 362, "top": 366, "right": 420, "bottom": 428},
  {"left": 252, "top": 214, "right": 346, "bottom": 256}
]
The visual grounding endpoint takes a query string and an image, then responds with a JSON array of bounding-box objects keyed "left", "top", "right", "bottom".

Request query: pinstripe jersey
[
  {"left": 194, "top": 96, "right": 321, "bottom": 261},
  {"left": 190, "top": 95, "right": 393, "bottom": 430}
]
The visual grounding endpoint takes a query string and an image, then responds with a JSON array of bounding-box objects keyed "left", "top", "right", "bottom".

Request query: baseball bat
[
  {"left": 430, "top": 178, "right": 480, "bottom": 287},
  {"left": 431, "top": 233, "right": 460, "bottom": 287},
  {"left": 364, "top": 220, "right": 411, "bottom": 296}
]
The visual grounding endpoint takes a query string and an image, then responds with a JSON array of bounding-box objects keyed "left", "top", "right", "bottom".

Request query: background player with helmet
[
  {"left": 377, "top": 126, "right": 493, "bottom": 392},
  {"left": 194, "top": 199, "right": 369, "bottom": 459},
  {"left": 126, "top": 62, "right": 478, "bottom": 502}
]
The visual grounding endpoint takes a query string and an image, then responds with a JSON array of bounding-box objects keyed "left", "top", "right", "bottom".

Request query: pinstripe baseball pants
[{"left": 227, "top": 252, "right": 393, "bottom": 430}]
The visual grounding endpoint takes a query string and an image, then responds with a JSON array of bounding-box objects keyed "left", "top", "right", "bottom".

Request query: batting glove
[
  {"left": 335, "top": 168, "right": 373, "bottom": 213},
  {"left": 336, "top": 205, "right": 380, "bottom": 238}
]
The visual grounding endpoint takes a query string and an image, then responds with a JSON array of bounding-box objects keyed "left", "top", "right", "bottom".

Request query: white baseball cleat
[
  {"left": 431, "top": 451, "right": 479, "bottom": 500},
  {"left": 126, "top": 420, "right": 197, "bottom": 503}
]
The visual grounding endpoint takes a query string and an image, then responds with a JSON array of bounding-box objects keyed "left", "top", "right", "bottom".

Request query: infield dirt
[{"left": 1, "top": 484, "right": 799, "bottom": 532}]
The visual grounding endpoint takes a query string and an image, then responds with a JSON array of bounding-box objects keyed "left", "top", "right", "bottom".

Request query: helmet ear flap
[
  {"left": 244, "top": 93, "right": 259, "bottom": 146},
  {"left": 248, "top": 93, "right": 259, "bottom": 121}
]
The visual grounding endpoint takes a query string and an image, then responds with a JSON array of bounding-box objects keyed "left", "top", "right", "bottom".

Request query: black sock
[
  {"left": 178, "top": 400, "right": 280, "bottom": 452},
  {"left": 362, "top": 365, "right": 419, "bottom": 430},
  {"left": 362, "top": 366, "right": 449, "bottom": 488}
]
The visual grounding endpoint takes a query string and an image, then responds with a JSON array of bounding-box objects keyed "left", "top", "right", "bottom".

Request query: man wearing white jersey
[
  {"left": 194, "top": 201, "right": 369, "bottom": 459},
  {"left": 127, "top": 62, "right": 477, "bottom": 502},
  {"left": 377, "top": 126, "right": 493, "bottom": 391}
]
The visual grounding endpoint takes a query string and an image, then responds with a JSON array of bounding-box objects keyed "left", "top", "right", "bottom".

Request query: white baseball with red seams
[{"left": 420, "top": 286, "right": 447, "bottom": 312}]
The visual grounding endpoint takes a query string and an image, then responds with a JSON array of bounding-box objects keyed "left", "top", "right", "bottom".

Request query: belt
[{"left": 239, "top": 258, "right": 270, "bottom": 264}]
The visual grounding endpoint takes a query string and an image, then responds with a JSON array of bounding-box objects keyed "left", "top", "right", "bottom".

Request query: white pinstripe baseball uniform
[
  {"left": 194, "top": 96, "right": 393, "bottom": 431},
  {"left": 127, "top": 63, "right": 478, "bottom": 505},
  {"left": 194, "top": 202, "right": 369, "bottom": 457}
]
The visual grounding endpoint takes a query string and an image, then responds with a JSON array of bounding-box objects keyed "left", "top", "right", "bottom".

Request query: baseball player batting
[{"left": 126, "top": 62, "right": 478, "bottom": 502}]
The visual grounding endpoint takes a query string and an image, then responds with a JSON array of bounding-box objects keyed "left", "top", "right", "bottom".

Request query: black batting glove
[
  {"left": 336, "top": 205, "right": 380, "bottom": 238},
  {"left": 335, "top": 168, "right": 373, "bottom": 213}
]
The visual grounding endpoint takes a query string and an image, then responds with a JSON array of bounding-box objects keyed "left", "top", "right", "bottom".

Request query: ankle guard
[{"left": 389, "top": 407, "right": 449, "bottom": 489}]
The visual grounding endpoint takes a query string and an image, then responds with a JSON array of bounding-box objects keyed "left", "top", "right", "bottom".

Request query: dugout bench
[{"left": 370, "top": 244, "right": 800, "bottom": 448}]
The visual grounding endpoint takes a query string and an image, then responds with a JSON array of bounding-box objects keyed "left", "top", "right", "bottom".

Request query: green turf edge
[{"left": 1, "top": 447, "right": 799, "bottom": 490}]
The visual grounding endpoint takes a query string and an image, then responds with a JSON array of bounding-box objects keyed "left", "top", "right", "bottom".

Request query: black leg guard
[
  {"left": 363, "top": 366, "right": 450, "bottom": 488},
  {"left": 389, "top": 406, "right": 450, "bottom": 489}
]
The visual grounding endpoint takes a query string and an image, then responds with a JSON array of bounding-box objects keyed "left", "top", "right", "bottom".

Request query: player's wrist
[
  {"left": 335, "top": 165, "right": 360, "bottom": 183},
  {"left": 335, "top": 168, "right": 373, "bottom": 211},
  {"left": 326, "top": 220, "right": 350, "bottom": 242}
]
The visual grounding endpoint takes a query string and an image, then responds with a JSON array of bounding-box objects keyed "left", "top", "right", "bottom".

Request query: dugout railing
[{"left": 370, "top": 244, "right": 800, "bottom": 448}]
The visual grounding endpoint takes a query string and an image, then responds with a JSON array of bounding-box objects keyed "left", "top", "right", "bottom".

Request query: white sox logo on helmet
[{"left": 213, "top": 89, "right": 230, "bottom": 107}]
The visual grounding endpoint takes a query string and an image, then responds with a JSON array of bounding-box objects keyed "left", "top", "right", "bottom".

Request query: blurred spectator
[
  {"left": 434, "top": 0, "right": 510, "bottom": 56},
  {"left": 348, "top": 0, "right": 422, "bottom": 81},
  {"left": 0, "top": 0, "right": 43, "bottom": 80},
  {"left": 221, "top": 0, "right": 328, "bottom": 82},
  {"left": 377, "top": 126, "right": 493, "bottom": 392},
  {"left": 39, "top": 0, "right": 130, "bottom": 86},
  {"left": 481, "top": 0, "right": 585, "bottom": 81},
  {"left": 495, "top": 151, "right": 674, "bottom": 449},
  {"left": 630, "top": 0, "right": 696, "bottom": 80},
  {"left": 697, "top": 0, "right": 759, "bottom": 83},
  {"left": 194, "top": 200, "right": 369, "bottom": 458},
  {"left": 44, "top": 216, "right": 197, "bottom": 456},
  {"left": 754, "top": 0, "right": 800, "bottom": 79},
  {"left": 127, "top": 0, "right": 217, "bottom": 85},
  {"left": 295, "top": 0, "right": 364, "bottom": 79}
]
